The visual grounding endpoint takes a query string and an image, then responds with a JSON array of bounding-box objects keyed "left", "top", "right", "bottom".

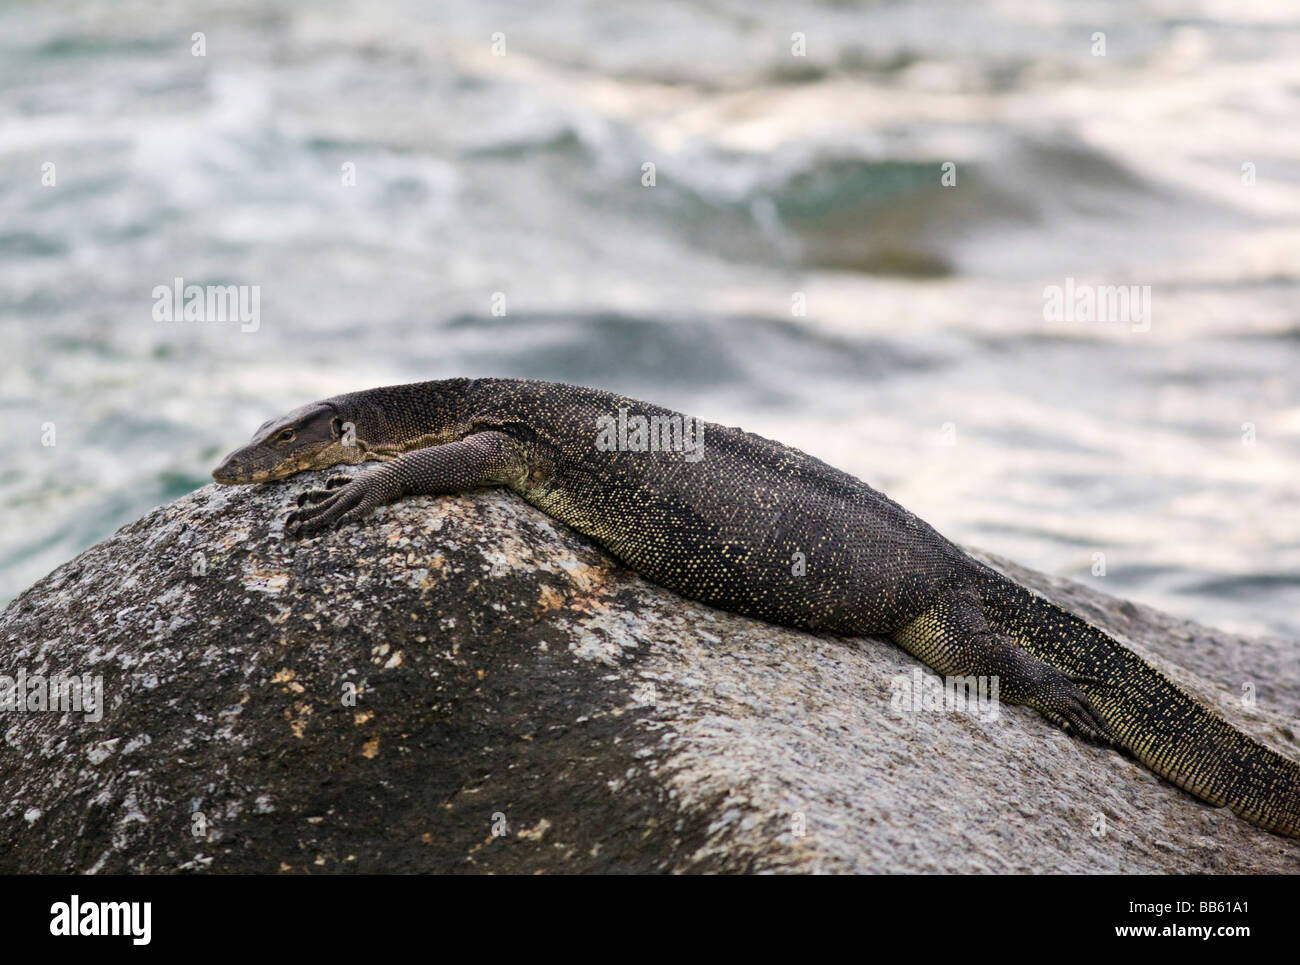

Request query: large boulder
[{"left": 2, "top": 475, "right": 1298, "bottom": 873}]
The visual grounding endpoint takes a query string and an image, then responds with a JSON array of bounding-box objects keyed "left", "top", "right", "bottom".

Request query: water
[{"left": 2, "top": 0, "right": 1298, "bottom": 639}]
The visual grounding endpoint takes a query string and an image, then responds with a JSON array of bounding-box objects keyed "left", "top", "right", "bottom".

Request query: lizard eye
[{"left": 277, "top": 428, "right": 296, "bottom": 443}]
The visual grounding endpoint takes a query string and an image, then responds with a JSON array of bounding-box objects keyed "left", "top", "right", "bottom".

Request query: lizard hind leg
[{"left": 891, "top": 591, "right": 1116, "bottom": 746}]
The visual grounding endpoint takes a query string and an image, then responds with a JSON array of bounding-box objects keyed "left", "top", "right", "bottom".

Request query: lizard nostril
[{"left": 212, "top": 453, "right": 241, "bottom": 482}]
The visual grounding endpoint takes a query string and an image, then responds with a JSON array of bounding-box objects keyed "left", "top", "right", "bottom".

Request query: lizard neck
[{"left": 328, "top": 378, "right": 477, "bottom": 458}]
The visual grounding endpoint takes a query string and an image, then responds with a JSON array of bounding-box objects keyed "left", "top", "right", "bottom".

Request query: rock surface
[{"left": 2, "top": 474, "right": 1298, "bottom": 873}]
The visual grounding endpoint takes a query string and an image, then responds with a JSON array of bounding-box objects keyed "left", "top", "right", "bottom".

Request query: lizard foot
[
  {"left": 285, "top": 467, "right": 400, "bottom": 538},
  {"left": 994, "top": 649, "right": 1118, "bottom": 747},
  {"left": 295, "top": 474, "right": 355, "bottom": 507},
  {"left": 1036, "top": 681, "right": 1116, "bottom": 746}
]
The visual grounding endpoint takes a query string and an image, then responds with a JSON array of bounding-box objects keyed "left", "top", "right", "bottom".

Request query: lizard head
[{"left": 213, "top": 401, "right": 354, "bottom": 484}]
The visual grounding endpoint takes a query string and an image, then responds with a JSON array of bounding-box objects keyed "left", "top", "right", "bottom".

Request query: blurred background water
[{"left": 1, "top": 0, "right": 1298, "bottom": 639}]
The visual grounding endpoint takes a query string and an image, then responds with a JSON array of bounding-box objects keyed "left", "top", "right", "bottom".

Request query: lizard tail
[{"left": 975, "top": 567, "right": 1300, "bottom": 838}]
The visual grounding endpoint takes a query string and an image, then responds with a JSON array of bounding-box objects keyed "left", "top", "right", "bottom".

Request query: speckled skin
[{"left": 214, "top": 377, "right": 1300, "bottom": 837}]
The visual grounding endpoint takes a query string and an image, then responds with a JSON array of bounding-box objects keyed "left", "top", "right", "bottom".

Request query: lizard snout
[{"left": 212, "top": 448, "right": 257, "bottom": 484}]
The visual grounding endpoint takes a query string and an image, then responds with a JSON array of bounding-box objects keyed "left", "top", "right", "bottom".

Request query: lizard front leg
[
  {"left": 286, "top": 431, "right": 524, "bottom": 538},
  {"left": 891, "top": 589, "right": 1115, "bottom": 744}
]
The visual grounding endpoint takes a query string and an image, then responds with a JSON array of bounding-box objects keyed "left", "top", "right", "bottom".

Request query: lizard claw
[
  {"left": 295, "top": 475, "right": 355, "bottom": 507},
  {"left": 1051, "top": 687, "right": 1116, "bottom": 747},
  {"left": 1062, "top": 675, "right": 1117, "bottom": 744},
  {"left": 283, "top": 468, "right": 399, "bottom": 539},
  {"left": 284, "top": 507, "right": 315, "bottom": 539},
  {"left": 1007, "top": 656, "right": 1117, "bottom": 747}
]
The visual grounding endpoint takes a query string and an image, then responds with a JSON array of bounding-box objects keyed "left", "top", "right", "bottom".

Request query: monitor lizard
[{"left": 212, "top": 377, "right": 1300, "bottom": 838}]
